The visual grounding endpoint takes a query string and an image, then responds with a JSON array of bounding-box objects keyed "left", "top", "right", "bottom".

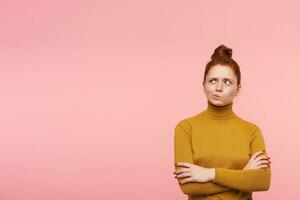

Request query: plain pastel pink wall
[{"left": 0, "top": 0, "right": 299, "bottom": 199}]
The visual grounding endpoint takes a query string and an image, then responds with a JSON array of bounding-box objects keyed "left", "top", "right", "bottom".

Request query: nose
[{"left": 216, "top": 81, "right": 223, "bottom": 92}]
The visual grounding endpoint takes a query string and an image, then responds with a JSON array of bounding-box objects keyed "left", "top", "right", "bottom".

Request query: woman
[{"left": 173, "top": 44, "right": 271, "bottom": 200}]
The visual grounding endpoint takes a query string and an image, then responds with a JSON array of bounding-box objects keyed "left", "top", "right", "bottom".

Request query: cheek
[
  {"left": 225, "top": 88, "right": 237, "bottom": 96},
  {"left": 204, "top": 86, "right": 214, "bottom": 94}
]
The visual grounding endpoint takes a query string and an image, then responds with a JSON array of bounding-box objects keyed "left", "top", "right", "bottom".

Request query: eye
[
  {"left": 224, "top": 80, "right": 232, "bottom": 85},
  {"left": 209, "top": 79, "right": 217, "bottom": 84}
]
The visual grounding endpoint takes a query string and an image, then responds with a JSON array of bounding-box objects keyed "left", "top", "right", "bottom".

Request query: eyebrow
[{"left": 208, "top": 77, "right": 235, "bottom": 81}]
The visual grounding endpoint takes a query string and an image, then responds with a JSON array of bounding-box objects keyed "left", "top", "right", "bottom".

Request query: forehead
[{"left": 207, "top": 65, "right": 236, "bottom": 79}]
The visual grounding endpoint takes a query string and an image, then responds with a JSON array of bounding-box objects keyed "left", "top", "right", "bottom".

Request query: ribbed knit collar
[{"left": 203, "top": 100, "right": 237, "bottom": 120}]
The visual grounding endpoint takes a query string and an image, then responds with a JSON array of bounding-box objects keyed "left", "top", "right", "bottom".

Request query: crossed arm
[{"left": 174, "top": 120, "right": 271, "bottom": 195}]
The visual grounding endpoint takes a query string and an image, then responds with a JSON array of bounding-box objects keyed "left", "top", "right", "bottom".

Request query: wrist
[{"left": 210, "top": 168, "right": 216, "bottom": 181}]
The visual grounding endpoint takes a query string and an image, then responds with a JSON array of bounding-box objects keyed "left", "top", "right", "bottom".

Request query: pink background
[{"left": 0, "top": 0, "right": 299, "bottom": 199}]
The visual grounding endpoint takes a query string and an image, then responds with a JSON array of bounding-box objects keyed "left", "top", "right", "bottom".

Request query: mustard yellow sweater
[{"left": 174, "top": 101, "right": 271, "bottom": 200}]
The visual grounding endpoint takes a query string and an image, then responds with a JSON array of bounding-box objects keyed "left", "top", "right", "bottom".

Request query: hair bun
[{"left": 211, "top": 44, "right": 232, "bottom": 60}]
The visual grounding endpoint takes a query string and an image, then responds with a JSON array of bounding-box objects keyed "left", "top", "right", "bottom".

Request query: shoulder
[
  {"left": 174, "top": 112, "right": 204, "bottom": 127},
  {"left": 234, "top": 115, "right": 261, "bottom": 131},
  {"left": 234, "top": 116, "right": 266, "bottom": 143},
  {"left": 174, "top": 112, "right": 203, "bottom": 134}
]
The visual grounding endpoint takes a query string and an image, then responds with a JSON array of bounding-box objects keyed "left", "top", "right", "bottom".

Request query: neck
[{"left": 203, "top": 100, "right": 236, "bottom": 120}]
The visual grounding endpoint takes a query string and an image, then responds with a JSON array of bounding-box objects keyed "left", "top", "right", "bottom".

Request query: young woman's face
[{"left": 203, "top": 64, "right": 241, "bottom": 106}]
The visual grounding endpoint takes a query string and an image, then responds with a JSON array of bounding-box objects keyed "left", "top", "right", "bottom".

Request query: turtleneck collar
[{"left": 203, "top": 100, "right": 237, "bottom": 120}]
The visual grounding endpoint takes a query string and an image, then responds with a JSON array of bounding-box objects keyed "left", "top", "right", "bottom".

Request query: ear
[{"left": 235, "top": 84, "right": 241, "bottom": 96}]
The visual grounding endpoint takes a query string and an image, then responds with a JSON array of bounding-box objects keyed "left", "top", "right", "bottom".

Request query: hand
[
  {"left": 174, "top": 162, "right": 215, "bottom": 184},
  {"left": 243, "top": 150, "right": 271, "bottom": 170}
]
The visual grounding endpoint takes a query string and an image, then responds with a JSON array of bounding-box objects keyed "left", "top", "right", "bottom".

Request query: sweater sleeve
[
  {"left": 174, "top": 120, "right": 233, "bottom": 195},
  {"left": 212, "top": 126, "right": 271, "bottom": 192}
]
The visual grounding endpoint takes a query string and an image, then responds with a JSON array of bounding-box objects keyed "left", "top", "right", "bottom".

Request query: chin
[
  {"left": 210, "top": 99, "right": 225, "bottom": 105},
  {"left": 210, "top": 98, "right": 222, "bottom": 103}
]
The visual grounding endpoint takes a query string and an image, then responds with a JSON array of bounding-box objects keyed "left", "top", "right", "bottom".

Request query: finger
[
  {"left": 254, "top": 154, "right": 269, "bottom": 162},
  {"left": 176, "top": 172, "right": 191, "bottom": 179},
  {"left": 250, "top": 150, "right": 265, "bottom": 161},
  {"left": 176, "top": 162, "right": 193, "bottom": 168},
  {"left": 174, "top": 168, "right": 190, "bottom": 175},
  {"left": 256, "top": 159, "right": 270, "bottom": 166},
  {"left": 180, "top": 177, "right": 194, "bottom": 184},
  {"left": 249, "top": 151, "right": 263, "bottom": 161},
  {"left": 250, "top": 162, "right": 270, "bottom": 170},
  {"left": 258, "top": 164, "right": 270, "bottom": 169}
]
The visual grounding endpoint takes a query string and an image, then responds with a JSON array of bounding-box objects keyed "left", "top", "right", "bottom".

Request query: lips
[{"left": 213, "top": 95, "right": 221, "bottom": 98}]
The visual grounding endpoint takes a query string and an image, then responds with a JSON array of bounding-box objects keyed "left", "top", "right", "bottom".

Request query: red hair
[{"left": 203, "top": 44, "right": 241, "bottom": 86}]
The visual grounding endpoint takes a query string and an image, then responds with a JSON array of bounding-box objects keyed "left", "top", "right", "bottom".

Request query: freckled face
[{"left": 203, "top": 64, "right": 240, "bottom": 106}]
